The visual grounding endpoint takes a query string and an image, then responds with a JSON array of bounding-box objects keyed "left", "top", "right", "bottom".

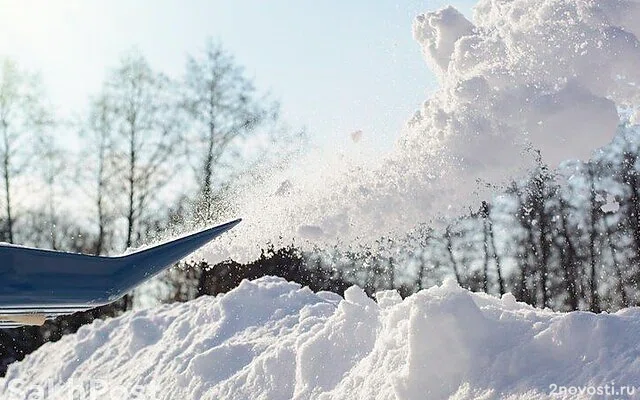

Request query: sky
[{"left": 0, "top": 0, "right": 474, "bottom": 153}]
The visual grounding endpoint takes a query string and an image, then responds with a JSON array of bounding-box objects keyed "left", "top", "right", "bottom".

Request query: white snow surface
[
  {"left": 205, "top": 0, "right": 640, "bottom": 263},
  {"left": 3, "top": 276, "right": 639, "bottom": 400}
]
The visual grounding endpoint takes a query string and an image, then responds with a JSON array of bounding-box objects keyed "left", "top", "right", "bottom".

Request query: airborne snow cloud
[{"left": 205, "top": 0, "right": 640, "bottom": 263}]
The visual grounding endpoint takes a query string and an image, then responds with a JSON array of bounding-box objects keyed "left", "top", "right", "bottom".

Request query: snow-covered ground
[{"left": 2, "top": 276, "right": 638, "bottom": 400}]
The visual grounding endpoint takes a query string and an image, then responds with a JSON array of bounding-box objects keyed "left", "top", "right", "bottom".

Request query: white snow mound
[{"left": 2, "top": 277, "right": 639, "bottom": 400}]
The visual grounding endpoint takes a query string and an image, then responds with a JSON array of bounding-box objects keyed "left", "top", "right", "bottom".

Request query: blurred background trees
[
  {"left": 0, "top": 40, "right": 302, "bottom": 373},
  {"left": 182, "top": 41, "right": 279, "bottom": 214},
  {"left": 0, "top": 59, "right": 53, "bottom": 244},
  {"left": 103, "top": 50, "right": 182, "bottom": 250}
]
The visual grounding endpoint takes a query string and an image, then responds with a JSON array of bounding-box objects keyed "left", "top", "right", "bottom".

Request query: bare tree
[
  {"left": 182, "top": 41, "right": 279, "bottom": 211},
  {"left": 0, "top": 59, "right": 52, "bottom": 243},
  {"left": 509, "top": 182, "right": 535, "bottom": 305},
  {"left": 444, "top": 225, "right": 462, "bottom": 285},
  {"left": 522, "top": 157, "right": 556, "bottom": 308},
  {"left": 102, "top": 51, "right": 182, "bottom": 249},
  {"left": 79, "top": 94, "right": 118, "bottom": 254},
  {"left": 603, "top": 213, "right": 628, "bottom": 308},
  {"left": 557, "top": 194, "right": 581, "bottom": 310},
  {"left": 485, "top": 202, "right": 505, "bottom": 295},
  {"left": 480, "top": 203, "right": 491, "bottom": 293},
  {"left": 34, "top": 130, "right": 66, "bottom": 250},
  {"left": 587, "top": 164, "right": 601, "bottom": 313}
]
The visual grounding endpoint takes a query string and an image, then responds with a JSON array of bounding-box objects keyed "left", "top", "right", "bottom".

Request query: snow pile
[
  {"left": 3, "top": 276, "right": 639, "bottom": 399},
  {"left": 207, "top": 0, "right": 640, "bottom": 263}
]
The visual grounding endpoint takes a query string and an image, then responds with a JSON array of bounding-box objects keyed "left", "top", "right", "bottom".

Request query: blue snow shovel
[{"left": 0, "top": 218, "right": 241, "bottom": 328}]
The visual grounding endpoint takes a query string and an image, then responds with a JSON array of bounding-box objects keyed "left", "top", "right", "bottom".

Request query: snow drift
[
  {"left": 2, "top": 276, "right": 639, "bottom": 399},
  {"left": 206, "top": 0, "right": 640, "bottom": 263}
]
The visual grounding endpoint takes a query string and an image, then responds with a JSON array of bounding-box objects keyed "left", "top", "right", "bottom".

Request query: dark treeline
[{"left": 432, "top": 122, "right": 640, "bottom": 314}]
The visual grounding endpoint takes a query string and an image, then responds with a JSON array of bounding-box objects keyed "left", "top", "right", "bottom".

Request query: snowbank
[{"left": 2, "top": 276, "right": 639, "bottom": 400}]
